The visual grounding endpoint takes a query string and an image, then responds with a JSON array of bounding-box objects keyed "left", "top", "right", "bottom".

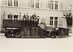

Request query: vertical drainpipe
[
  {"left": 58, "top": 16, "right": 59, "bottom": 28},
  {"left": 69, "top": 5, "right": 72, "bottom": 34},
  {"left": 0, "top": 6, "right": 1, "bottom": 32},
  {"left": 0, "top": 0, "right": 2, "bottom": 32},
  {"left": 71, "top": 5, "right": 73, "bottom": 34},
  {"left": 53, "top": 17, "right": 55, "bottom": 27}
]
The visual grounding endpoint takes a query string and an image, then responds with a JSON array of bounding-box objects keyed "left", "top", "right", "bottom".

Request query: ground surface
[{"left": 0, "top": 33, "right": 73, "bottom": 52}]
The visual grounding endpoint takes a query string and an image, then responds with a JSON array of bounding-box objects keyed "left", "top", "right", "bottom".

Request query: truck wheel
[
  {"left": 50, "top": 32, "right": 56, "bottom": 38},
  {"left": 52, "top": 35, "right": 56, "bottom": 38},
  {"left": 5, "top": 33, "right": 11, "bottom": 38},
  {"left": 50, "top": 35, "right": 56, "bottom": 38},
  {"left": 13, "top": 32, "right": 21, "bottom": 38}
]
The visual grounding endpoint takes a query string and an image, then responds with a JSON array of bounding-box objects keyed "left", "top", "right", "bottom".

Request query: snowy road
[{"left": 0, "top": 33, "right": 73, "bottom": 52}]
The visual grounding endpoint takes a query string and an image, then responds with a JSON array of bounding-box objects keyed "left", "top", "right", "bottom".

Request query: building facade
[{"left": 0, "top": 0, "right": 70, "bottom": 32}]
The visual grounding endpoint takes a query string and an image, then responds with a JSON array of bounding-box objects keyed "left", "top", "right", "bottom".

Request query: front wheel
[
  {"left": 50, "top": 35, "right": 56, "bottom": 38},
  {"left": 50, "top": 31, "right": 56, "bottom": 38}
]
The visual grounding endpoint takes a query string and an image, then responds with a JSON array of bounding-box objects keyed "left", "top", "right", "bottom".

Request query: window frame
[
  {"left": 54, "top": 17, "right": 58, "bottom": 28},
  {"left": 8, "top": 0, "right": 12, "bottom": 6},
  {"left": 50, "top": 1, "right": 53, "bottom": 9},
  {"left": 35, "top": 0, "right": 39, "bottom": 8},
  {"left": 55, "top": 1, "right": 58, "bottom": 9},
  {"left": 14, "top": 15, "right": 18, "bottom": 20},
  {"left": 29, "top": 0, "right": 34, "bottom": 8},
  {"left": 8, "top": 14, "right": 12, "bottom": 20},
  {"left": 50, "top": 17, "right": 53, "bottom": 25},
  {"left": 14, "top": 0, "right": 18, "bottom": 6}
]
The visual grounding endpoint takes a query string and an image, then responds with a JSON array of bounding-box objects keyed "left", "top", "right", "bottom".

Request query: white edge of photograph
[{"left": 0, "top": 0, "right": 73, "bottom": 52}]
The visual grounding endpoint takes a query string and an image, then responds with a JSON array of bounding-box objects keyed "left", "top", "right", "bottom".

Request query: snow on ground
[{"left": 0, "top": 33, "right": 73, "bottom": 52}]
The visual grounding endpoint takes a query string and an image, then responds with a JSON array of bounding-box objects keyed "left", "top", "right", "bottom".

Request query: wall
[
  {"left": 1, "top": 6, "right": 67, "bottom": 28},
  {"left": 0, "top": 0, "right": 69, "bottom": 32}
]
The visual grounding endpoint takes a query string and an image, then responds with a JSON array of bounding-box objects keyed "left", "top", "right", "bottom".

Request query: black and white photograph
[{"left": 0, "top": 0, "right": 73, "bottom": 52}]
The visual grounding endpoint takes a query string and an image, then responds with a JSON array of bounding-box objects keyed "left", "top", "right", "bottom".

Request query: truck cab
[{"left": 46, "top": 25, "right": 69, "bottom": 38}]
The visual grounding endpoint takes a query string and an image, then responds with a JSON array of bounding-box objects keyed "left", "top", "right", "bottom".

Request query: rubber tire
[
  {"left": 5, "top": 33, "right": 12, "bottom": 38},
  {"left": 13, "top": 32, "right": 21, "bottom": 38},
  {"left": 50, "top": 31, "right": 56, "bottom": 38}
]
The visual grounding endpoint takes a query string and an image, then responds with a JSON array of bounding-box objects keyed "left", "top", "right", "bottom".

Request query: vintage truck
[
  {"left": 3, "top": 14, "right": 47, "bottom": 38},
  {"left": 3, "top": 14, "right": 69, "bottom": 38}
]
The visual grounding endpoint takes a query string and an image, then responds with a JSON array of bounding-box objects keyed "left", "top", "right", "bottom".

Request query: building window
[
  {"left": 8, "top": 0, "right": 12, "bottom": 6},
  {"left": 29, "top": 0, "right": 34, "bottom": 8},
  {"left": 14, "top": 0, "right": 18, "bottom": 6},
  {"left": 54, "top": 17, "right": 58, "bottom": 28},
  {"left": 35, "top": 0, "right": 39, "bottom": 8},
  {"left": 55, "top": 1, "right": 58, "bottom": 9},
  {"left": 50, "top": 17, "right": 53, "bottom": 25},
  {"left": 14, "top": 15, "right": 18, "bottom": 20},
  {"left": 8, "top": 14, "right": 12, "bottom": 20},
  {"left": 50, "top": 1, "right": 53, "bottom": 9},
  {"left": 48, "top": 1, "right": 50, "bottom": 8}
]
